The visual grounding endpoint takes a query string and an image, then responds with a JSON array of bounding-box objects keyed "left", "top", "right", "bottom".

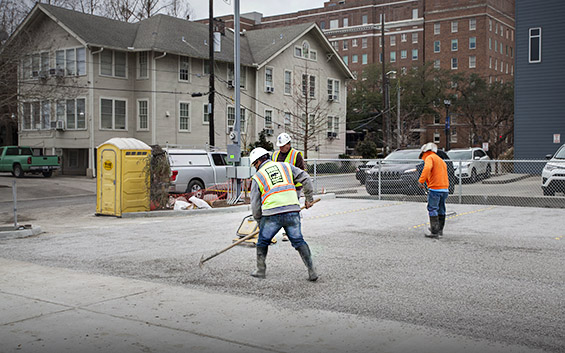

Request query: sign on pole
[{"left": 482, "top": 142, "right": 489, "bottom": 151}]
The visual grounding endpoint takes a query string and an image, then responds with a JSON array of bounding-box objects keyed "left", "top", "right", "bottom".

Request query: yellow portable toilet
[{"left": 96, "top": 138, "right": 151, "bottom": 217}]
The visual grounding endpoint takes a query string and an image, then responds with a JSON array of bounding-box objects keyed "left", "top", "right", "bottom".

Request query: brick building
[{"left": 204, "top": 0, "right": 515, "bottom": 151}]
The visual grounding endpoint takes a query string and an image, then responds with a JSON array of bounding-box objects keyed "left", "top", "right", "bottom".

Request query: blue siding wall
[{"left": 515, "top": 0, "right": 565, "bottom": 159}]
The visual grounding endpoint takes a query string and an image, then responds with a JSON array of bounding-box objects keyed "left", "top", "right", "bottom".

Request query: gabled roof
[{"left": 12, "top": 3, "right": 353, "bottom": 78}]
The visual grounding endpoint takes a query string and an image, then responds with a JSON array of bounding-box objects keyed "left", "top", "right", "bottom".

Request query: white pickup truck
[{"left": 165, "top": 148, "right": 228, "bottom": 194}]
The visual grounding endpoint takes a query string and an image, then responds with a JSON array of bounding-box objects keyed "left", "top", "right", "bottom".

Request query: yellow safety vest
[
  {"left": 272, "top": 148, "right": 303, "bottom": 187},
  {"left": 252, "top": 160, "right": 299, "bottom": 211}
]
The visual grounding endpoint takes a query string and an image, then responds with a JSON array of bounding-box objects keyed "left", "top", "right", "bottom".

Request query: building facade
[
  {"left": 514, "top": 0, "right": 565, "bottom": 160},
  {"left": 9, "top": 4, "right": 352, "bottom": 176}
]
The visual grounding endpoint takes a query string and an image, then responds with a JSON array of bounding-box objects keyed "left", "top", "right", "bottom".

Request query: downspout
[
  {"left": 89, "top": 47, "right": 103, "bottom": 178},
  {"left": 152, "top": 52, "right": 167, "bottom": 145}
]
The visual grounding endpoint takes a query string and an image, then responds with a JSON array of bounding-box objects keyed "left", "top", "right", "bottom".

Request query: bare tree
[{"left": 166, "top": 0, "right": 193, "bottom": 20}]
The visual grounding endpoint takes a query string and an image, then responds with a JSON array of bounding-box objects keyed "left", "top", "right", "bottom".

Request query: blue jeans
[
  {"left": 258, "top": 212, "right": 307, "bottom": 249},
  {"left": 427, "top": 190, "right": 448, "bottom": 217}
]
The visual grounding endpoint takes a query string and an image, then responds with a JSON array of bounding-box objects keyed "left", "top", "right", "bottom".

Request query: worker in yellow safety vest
[
  {"left": 249, "top": 147, "right": 318, "bottom": 281},
  {"left": 272, "top": 132, "right": 306, "bottom": 241}
]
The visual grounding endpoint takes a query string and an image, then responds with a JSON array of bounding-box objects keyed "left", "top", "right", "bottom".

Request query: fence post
[
  {"left": 378, "top": 160, "right": 382, "bottom": 201},
  {"left": 12, "top": 180, "right": 18, "bottom": 229},
  {"left": 458, "top": 160, "right": 462, "bottom": 204},
  {"left": 313, "top": 159, "right": 318, "bottom": 194}
]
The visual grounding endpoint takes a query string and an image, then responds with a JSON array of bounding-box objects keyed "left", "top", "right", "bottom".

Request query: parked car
[
  {"left": 355, "top": 160, "right": 377, "bottom": 184},
  {"left": 365, "top": 149, "right": 455, "bottom": 195},
  {"left": 0, "top": 146, "right": 60, "bottom": 178},
  {"left": 541, "top": 144, "right": 565, "bottom": 196},
  {"left": 165, "top": 148, "right": 228, "bottom": 194},
  {"left": 447, "top": 147, "right": 492, "bottom": 183}
]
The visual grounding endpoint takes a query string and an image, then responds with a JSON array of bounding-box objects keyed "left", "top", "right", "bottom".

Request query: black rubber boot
[
  {"left": 251, "top": 246, "right": 268, "bottom": 279},
  {"left": 296, "top": 244, "right": 319, "bottom": 281},
  {"left": 438, "top": 214, "right": 446, "bottom": 236},
  {"left": 425, "top": 216, "right": 440, "bottom": 238}
]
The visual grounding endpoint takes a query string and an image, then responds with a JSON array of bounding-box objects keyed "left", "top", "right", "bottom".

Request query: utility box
[{"left": 96, "top": 138, "right": 151, "bottom": 217}]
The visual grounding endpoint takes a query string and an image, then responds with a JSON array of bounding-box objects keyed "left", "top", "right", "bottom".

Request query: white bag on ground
[
  {"left": 189, "top": 196, "right": 212, "bottom": 209},
  {"left": 174, "top": 200, "right": 191, "bottom": 210}
]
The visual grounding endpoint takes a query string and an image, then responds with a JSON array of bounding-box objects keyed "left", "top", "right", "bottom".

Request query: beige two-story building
[{"left": 10, "top": 4, "right": 353, "bottom": 176}]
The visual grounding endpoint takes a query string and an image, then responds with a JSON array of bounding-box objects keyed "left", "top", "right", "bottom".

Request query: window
[
  {"left": 495, "top": 40, "right": 498, "bottom": 52},
  {"left": 434, "top": 59, "right": 440, "bottom": 69},
  {"left": 49, "top": 47, "right": 86, "bottom": 77},
  {"left": 434, "top": 40, "right": 440, "bottom": 53},
  {"left": 362, "top": 38, "right": 368, "bottom": 48},
  {"left": 284, "top": 112, "right": 292, "bottom": 132},
  {"left": 179, "top": 102, "right": 190, "bottom": 131},
  {"left": 412, "top": 32, "right": 418, "bottom": 43},
  {"left": 434, "top": 23, "right": 440, "bottom": 35},
  {"left": 295, "top": 41, "right": 316, "bottom": 60},
  {"left": 331, "top": 41, "right": 338, "bottom": 51},
  {"left": 41, "top": 52, "right": 49, "bottom": 73},
  {"left": 203, "top": 60, "right": 210, "bottom": 75},
  {"left": 495, "top": 22, "right": 498, "bottom": 34},
  {"left": 227, "top": 66, "right": 247, "bottom": 89},
  {"left": 390, "top": 35, "right": 396, "bottom": 46},
  {"left": 434, "top": 115, "right": 441, "bottom": 124},
  {"left": 469, "top": 37, "right": 476, "bottom": 49},
  {"left": 138, "top": 52, "right": 148, "bottom": 78},
  {"left": 203, "top": 103, "right": 210, "bottom": 124},
  {"left": 327, "top": 78, "right": 340, "bottom": 101},
  {"left": 451, "top": 57, "right": 458, "bottom": 70},
  {"left": 401, "top": 50, "right": 407, "bottom": 59},
  {"left": 100, "top": 50, "right": 127, "bottom": 78},
  {"left": 342, "top": 56, "right": 348, "bottom": 65},
  {"left": 489, "top": 56, "right": 492, "bottom": 69},
  {"left": 264, "top": 110, "right": 273, "bottom": 129},
  {"left": 489, "top": 19, "right": 492, "bottom": 31},
  {"left": 343, "top": 17, "right": 348, "bottom": 27},
  {"left": 101, "top": 98, "right": 126, "bottom": 130},
  {"left": 301, "top": 74, "right": 316, "bottom": 98},
  {"left": 179, "top": 56, "right": 190, "bottom": 81},
  {"left": 309, "top": 75, "right": 316, "bottom": 98},
  {"left": 265, "top": 67, "right": 273, "bottom": 89},
  {"left": 401, "top": 33, "right": 407, "bottom": 42},
  {"left": 412, "top": 8, "right": 418, "bottom": 19},
  {"left": 284, "top": 70, "right": 292, "bottom": 95},
  {"left": 451, "top": 127, "right": 457, "bottom": 143},
  {"left": 362, "top": 15, "right": 368, "bottom": 25},
  {"left": 320, "top": 21, "right": 325, "bottom": 29},
  {"left": 362, "top": 54, "right": 368, "bottom": 64},
  {"left": 240, "top": 108, "right": 246, "bottom": 132},
  {"left": 295, "top": 46, "right": 303, "bottom": 57},
  {"left": 343, "top": 40, "right": 348, "bottom": 50},
  {"left": 412, "top": 49, "right": 418, "bottom": 60},
  {"left": 495, "top": 59, "right": 498, "bottom": 70},
  {"left": 451, "top": 21, "right": 458, "bottom": 33},
  {"left": 137, "top": 100, "right": 148, "bottom": 130},
  {"left": 327, "top": 116, "right": 339, "bottom": 136},
  {"left": 352, "top": 39, "right": 358, "bottom": 47},
  {"left": 500, "top": 24, "right": 504, "bottom": 36},
  {"left": 433, "top": 132, "right": 440, "bottom": 144},
  {"left": 489, "top": 38, "right": 492, "bottom": 50},
  {"left": 330, "top": 19, "right": 339, "bottom": 29},
  {"left": 469, "top": 18, "right": 476, "bottom": 31},
  {"left": 469, "top": 55, "right": 476, "bottom": 68},
  {"left": 500, "top": 42, "right": 503, "bottom": 53},
  {"left": 225, "top": 107, "right": 247, "bottom": 132},
  {"left": 66, "top": 49, "right": 76, "bottom": 76},
  {"left": 390, "top": 51, "right": 396, "bottom": 62},
  {"left": 352, "top": 54, "right": 358, "bottom": 63}
]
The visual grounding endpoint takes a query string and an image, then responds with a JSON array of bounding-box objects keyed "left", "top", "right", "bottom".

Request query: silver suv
[{"left": 165, "top": 148, "right": 228, "bottom": 194}]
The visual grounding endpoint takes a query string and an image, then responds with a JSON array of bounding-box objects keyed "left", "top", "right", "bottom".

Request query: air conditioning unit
[
  {"left": 327, "top": 131, "right": 337, "bottom": 139},
  {"left": 227, "top": 80, "right": 234, "bottom": 89},
  {"left": 265, "top": 128, "right": 274, "bottom": 136},
  {"left": 55, "top": 120, "right": 65, "bottom": 130},
  {"left": 32, "top": 71, "right": 39, "bottom": 78},
  {"left": 328, "top": 94, "right": 338, "bottom": 101},
  {"left": 265, "top": 86, "right": 274, "bottom": 93}
]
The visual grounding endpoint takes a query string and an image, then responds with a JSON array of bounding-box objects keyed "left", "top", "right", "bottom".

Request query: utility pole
[
  {"left": 208, "top": 0, "right": 215, "bottom": 148},
  {"left": 381, "top": 13, "right": 391, "bottom": 154}
]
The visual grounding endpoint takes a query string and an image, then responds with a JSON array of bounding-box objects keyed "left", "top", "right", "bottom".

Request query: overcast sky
[{"left": 191, "top": 0, "right": 326, "bottom": 21}]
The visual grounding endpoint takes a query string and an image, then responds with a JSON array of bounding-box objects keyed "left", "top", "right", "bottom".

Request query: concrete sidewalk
[{"left": 0, "top": 258, "right": 547, "bottom": 353}]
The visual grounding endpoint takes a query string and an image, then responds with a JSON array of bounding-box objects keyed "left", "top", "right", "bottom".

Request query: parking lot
[{"left": 0, "top": 176, "right": 564, "bottom": 353}]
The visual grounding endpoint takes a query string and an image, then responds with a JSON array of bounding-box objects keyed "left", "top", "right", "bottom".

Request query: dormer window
[{"left": 294, "top": 41, "right": 317, "bottom": 61}]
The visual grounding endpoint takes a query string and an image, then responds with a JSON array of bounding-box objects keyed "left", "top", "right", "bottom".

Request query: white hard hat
[
  {"left": 276, "top": 132, "right": 292, "bottom": 147},
  {"left": 249, "top": 147, "right": 269, "bottom": 165},
  {"left": 419, "top": 142, "right": 438, "bottom": 157}
]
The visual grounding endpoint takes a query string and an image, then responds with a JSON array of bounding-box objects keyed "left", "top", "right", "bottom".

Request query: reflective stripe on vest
[
  {"left": 252, "top": 161, "right": 299, "bottom": 211},
  {"left": 272, "top": 148, "right": 303, "bottom": 187}
]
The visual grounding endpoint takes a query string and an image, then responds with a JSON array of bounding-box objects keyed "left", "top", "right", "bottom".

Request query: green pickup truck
[{"left": 0, "top": 146, "right": 60, "bottom": 178}]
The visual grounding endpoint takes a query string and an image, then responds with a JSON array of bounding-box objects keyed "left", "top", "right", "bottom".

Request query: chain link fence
[{"left": 305, "top": 158, "right": 565, "bottom": 208}]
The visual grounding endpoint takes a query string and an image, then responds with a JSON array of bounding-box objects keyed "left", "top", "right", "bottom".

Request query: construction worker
[
  {"left": 418, "top": 142, "right": 449, "bottom": 238},
  {"left": 272, "top": 132, "right": 305, "bottom": 241},
  {"left": 249, "top": 147, "right": 318, "bottom": 281}
]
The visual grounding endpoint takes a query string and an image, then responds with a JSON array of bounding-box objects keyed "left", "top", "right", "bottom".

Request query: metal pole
[
  {"left": 314, "top": 159, "right": 318, "bottom": 194},
  {"left": 234, "top": 0, "right": 241, "bottom": 197},
  {"left": 458, "top": 160, "right": 462, "bottom": 204},
  {"left": 397, "top": 81, "right": 401, "bottom": 148},
  {"left": 12, "top": 180, "right": 17, "bottom": 229},
  {"left": 378, "top": 160, "right": 382, "bottom": 201},
  {"left": 381, "top": 13, "right": 389, "bottom": 154},
  {"left": 208, "top": 0, "right": 215, "bottom": 147}
]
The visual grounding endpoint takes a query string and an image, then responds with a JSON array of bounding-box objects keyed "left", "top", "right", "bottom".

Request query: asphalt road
[{"left": 0, "top": 188, "right": 563, "bottom": 352}]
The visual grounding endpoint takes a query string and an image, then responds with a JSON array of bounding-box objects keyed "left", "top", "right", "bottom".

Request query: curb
[
  {"left": 121, "top": 193, "right": 336, "bottom": 219},
  {"left": 0, "top": 226, "right": 42, "bottom": 239},
  {"left": 482, "top": 174, "right": 533, "bottom": 185}
]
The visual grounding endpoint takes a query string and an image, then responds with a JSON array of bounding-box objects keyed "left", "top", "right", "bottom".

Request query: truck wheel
[
  {"left": 186, "top": 179, "right": 204, "bottom": 194},
  {"left": 12, "top": 164, "right": 24, "bottom": 178},
  {"left": 42, "top": 171, "right": 53, "bottom": 178}
]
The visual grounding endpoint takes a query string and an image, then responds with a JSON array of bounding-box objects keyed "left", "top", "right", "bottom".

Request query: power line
[{"left": 19, "top": 81, "right": 209, "bottom": 96}]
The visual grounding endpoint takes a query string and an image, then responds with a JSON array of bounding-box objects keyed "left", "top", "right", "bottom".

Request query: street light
[{"left": 444, "top": 99, "right": 451, "bottom": 151}]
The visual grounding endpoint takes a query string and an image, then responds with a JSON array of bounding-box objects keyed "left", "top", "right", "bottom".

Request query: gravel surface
[{"left": 0, "top": 198, "right": 563, "bottom": 352}]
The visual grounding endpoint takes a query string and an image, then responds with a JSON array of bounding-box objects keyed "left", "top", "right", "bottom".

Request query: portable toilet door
[{"left": 96, "top": 138, "right": 151, "bottom": 217}]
